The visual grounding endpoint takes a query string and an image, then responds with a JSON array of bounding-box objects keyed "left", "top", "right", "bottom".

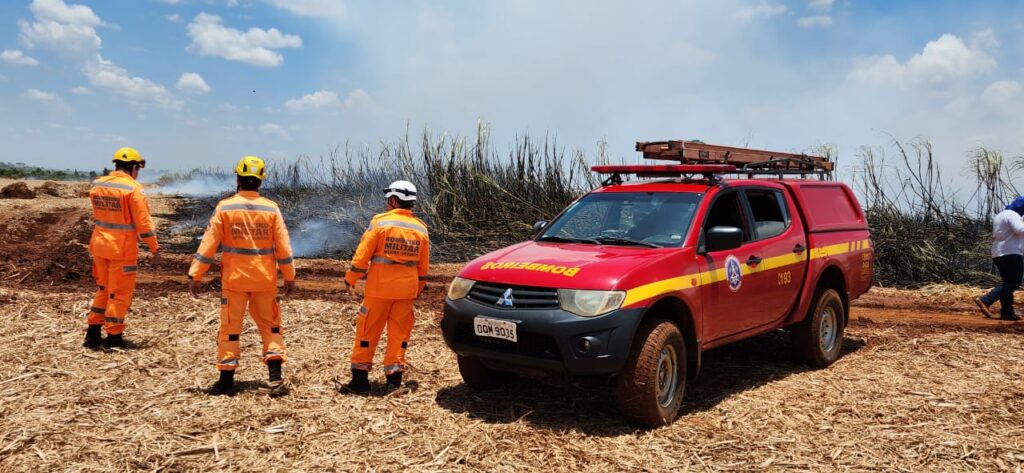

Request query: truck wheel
[
  {"left": 457, "top": 355, "right": 518, "bottom": 390},
  {"left": 792, "top": 288, "right": 845, "bottom": 367},
  {"left": 616, "top": 319, "right": 686, "bottom": 427}
]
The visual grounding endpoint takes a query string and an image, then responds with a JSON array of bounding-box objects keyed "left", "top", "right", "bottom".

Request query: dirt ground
[{"left": 0, "top": 180, "right": 1022, "bottom": 472}]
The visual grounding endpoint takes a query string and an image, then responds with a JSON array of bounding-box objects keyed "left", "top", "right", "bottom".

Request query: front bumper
[{"left": 441, "top": 296, "right": 644, "bottom": 375}]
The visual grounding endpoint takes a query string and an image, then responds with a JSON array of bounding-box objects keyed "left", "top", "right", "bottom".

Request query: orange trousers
[
  {"left": 350, "top": 297, "right": 415, "bottom": 374},
  {"left": 87, "top": 257, "right": 138, "bottom": 335},
  {"left": 218, "top": 289, "right": 286, "bottom": 371}
]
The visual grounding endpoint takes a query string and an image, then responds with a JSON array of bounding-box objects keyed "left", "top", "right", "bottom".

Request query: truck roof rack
[{"left": 634, "top": 140, "right": 833, "bottom": 179}]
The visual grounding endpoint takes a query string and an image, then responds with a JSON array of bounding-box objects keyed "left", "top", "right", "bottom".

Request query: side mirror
[
  {"left": 532, "top": 220, "right": 548, "bottom": 236},
  {"left": 705, "top": 226, "right": 743, "bottom": 252}
]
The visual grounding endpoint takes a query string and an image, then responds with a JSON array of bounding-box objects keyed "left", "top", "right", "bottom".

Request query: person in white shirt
[{"left": 975, "top": 196, "right": 1024, "bottom": 320}]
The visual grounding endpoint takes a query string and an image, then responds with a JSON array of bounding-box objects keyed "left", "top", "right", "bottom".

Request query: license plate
[{"left": 473, "top": 316, "right": 518, "bottom": 342}]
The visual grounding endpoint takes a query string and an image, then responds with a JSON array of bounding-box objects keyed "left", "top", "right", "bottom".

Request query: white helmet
[{"left": 384, "top": 180, "right": 417, "bottom": 201}]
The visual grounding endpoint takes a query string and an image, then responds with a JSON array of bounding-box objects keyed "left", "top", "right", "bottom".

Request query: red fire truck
[{"left": 441, "top": 140, "right": 873, "bottom": 426}]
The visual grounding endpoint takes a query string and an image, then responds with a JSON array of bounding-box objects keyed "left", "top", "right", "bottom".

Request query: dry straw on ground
[{"left": 1, "top": 280, "right": 1022, "bottom": 472}]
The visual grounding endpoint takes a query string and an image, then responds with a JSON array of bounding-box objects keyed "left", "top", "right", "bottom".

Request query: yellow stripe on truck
[{"left": 622, "top": 238, "right": 869, "bottom": 307}]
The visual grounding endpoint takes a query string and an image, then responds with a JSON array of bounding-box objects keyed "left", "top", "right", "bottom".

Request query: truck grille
[
  {"left": 467, "top": 282, "right": 559, "bottom": 309},
  {"left": 454, "top": 323, "right": 561, "bottom": 360}
]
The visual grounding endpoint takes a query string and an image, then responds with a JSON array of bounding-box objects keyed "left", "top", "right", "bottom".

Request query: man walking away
[
  {"left": 188, "top": 156, "right": 297, "bottom": 396},
  {"left": 975, "top": 196, "right": 1024, "bottom": 321},
  {"left": 342, "top": 180, "right": 430, "bottom": 394},
  {"left": 84, "top": 147, "right": 160, "bottom": 349}
]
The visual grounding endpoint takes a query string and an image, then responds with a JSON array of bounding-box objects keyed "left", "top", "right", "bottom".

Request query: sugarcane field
[{"left": 4, "top": 1, "right": 1024, "bottom": 472}]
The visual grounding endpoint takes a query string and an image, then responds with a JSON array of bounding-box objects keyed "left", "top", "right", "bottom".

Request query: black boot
[
  {"left": 341, "top": 369, "right": 370, "bottom": 395},
  {"left": 209, "top": 370, "right": 236, "bottom": 396},
  {"left": 83, "top": 325, "right": 102, "bottom": 349},
  {"left": 103, "top": 333, "right": 123, "bottom": 349},
  {"left": 385, "top": 371, "right": 403, "bottom": 392},
  {"left": 267, "top": 360, "right": 284, "bottom": 388}
]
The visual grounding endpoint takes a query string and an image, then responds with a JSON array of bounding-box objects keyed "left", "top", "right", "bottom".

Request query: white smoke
[
  {"left": 289, "top": 218, "right": 361, "bottom": 257},
  {"left": 151, "top": 174, "right": 235, "bottom": 196}
]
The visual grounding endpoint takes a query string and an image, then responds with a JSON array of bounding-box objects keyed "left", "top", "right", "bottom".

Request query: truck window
[
  {"left": 703, "top": 191, "right": 750, "bottom": 241},
  {"left": 541, "top": 192, "right": 701, "bottom": 247},
  {"left": 745, "top": 189, "right": 790, "bottom": 240}
]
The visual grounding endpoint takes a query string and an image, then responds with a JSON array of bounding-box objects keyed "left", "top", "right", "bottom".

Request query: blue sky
[{"left": 1, "top": 0, "right": 1023, "bottom": 185}]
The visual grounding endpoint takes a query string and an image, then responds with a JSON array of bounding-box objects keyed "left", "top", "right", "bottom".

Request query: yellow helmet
[
  {"left": 112, "top": 147, "right": 145, "bottom": 167},
  {"left": 235, "top": 156, "right": 267, "bottom": 180}
]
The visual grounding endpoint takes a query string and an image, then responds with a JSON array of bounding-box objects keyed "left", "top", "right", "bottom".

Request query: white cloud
[
  {"left": 17, "top": 0, "right": 181, "bottom": 110},
  {"left": 737, "top": 1, "right": 787, "bottom": 21},
  {"left": 808, "top": 0, "right": 834, "bottom": 11},
  {"left": 18, "top": 15, "right": 103, "bottom": 58},
  {"left": 848, "top": 33, "right": 997, "bottom": 88},
  {"left": 797, "top": 15, "right": 832, "bottom": 29},
  {"left": 970, "top": 29, "right": 999, "bottom": 51},
  {"left": 264, "top": 0, "right": 346, "bottom": 20},
  {"left": 186, "top": 13, "right": 302, "bottom": 67},
  {"left": 176, "top": 72, "right": 211, "bottom": 95},
  {"left": 285, "top": 90, "right": 339, "bottom": 110},
  {"left": 25, "top": 88, "right": 59, "bottom": 101},
  {"left": 30, "top": 0, "right": 102, "bottom": 27},
  {"left": 1, "top": 49, "right": 39, "bottom": 66},
  {"left": 165, "top": 14, "right": 181, "bottom": 23},
  {"left": 84, "top": 58, "right": 183, "bottom": 110},
  {"left": 71, "top": 85, "right": 93, "bottom": 95},
  {"left": 259, "top": 122, "right": 289, "bottom": 138},
  {"left": 981, "top": 80, "right": 1021, "bottom": 105},
  {"left": 343, "top": 89, "right": 371, "bottom": 109}
]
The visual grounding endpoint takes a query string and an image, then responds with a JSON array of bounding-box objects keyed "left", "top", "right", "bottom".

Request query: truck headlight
[
  {"left": 447, "top": 277, "right": 476, "bottom": 300},
  {"left": 558, "top": 289, "right": 626, "bottom": 317}
]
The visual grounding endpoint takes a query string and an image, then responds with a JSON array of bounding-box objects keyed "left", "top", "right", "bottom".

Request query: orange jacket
[
  {"left": 188, "top": 191, "right": 296, "bottom": 292},
  {"left": 88, "top": 170, "right": 158, "bottom": 260},
  {"left": 345, "top": 209, "right": 430, "bottom": 299}
]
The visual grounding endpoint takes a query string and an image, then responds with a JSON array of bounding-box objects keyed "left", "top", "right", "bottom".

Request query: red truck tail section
[
  {"left": 783, "top": 181, "right": 873, "bottom": 325},
  {"left": 784, "top": 181, "right": 867, "bottom": 233}
]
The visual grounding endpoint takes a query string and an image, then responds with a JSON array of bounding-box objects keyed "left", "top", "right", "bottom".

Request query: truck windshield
[{"left": 538, "top": 192, "right": 701, "bottom": 248}]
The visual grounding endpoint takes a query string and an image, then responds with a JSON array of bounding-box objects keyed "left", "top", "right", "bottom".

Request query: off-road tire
[
  {"left": 792, "top": 288, "right": 845, "bottom": 367},
  {"left": 457, "top": 355, "right": 517, "bottom": 390},
  {"left": 615, "top": 319, "right": 686, "bottom": 427}
]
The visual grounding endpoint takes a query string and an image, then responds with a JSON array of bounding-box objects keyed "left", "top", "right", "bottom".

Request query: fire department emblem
[
  {"left": 497, "top": 288, "right": 515, "bottom": 307},
  {"left": 725, "top": 255, "right": 742, "bottom": 292}
]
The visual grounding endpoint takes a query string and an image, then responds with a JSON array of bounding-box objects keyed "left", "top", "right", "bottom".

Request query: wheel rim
[
  {"left": 656, "top": 344, "right": 679, "bottom": 408},
  {"left": 819, "top": 306, "right": 838, "bottom": 353}
]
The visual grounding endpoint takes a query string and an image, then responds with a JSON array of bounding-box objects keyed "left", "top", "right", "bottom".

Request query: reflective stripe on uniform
[
  {"left": 92, "top": 181, "right": 135, "bottom": 191},
  {"left": 219, "top": 358, "right": 239, "bottom": 367},
  {"left": 221, "top": 245, "right": 274, "bottom": 256},
  {"left": 104, "top": 316, "right": 125, "bottom": 324},
  {"left": 377, "top": 220, "right": 428, "bottom": 235},
  {"left": 139, "top": 231, "right": 155, "bottom": 238},
  {"left": 371, "top": 256, "right": 417, "bottom": 267},
  {"left": 123, "top": 266, "right": 138, "bottom": 273},
  {"left": 383, "top": 364, "right": 405, "bottom": 375},
  {"left": 277, "top": 257, "right": 293, "bottom": 265},
  {"left": 95, "top": 220, "right": 136, "bottom": 230},
  {"left": 263, "top": 351, "right": 285, "bottom": 357},
  {"left": 194, "top": 253, "right": 215, "bottom": 264},
  {"left": 351, "top": 362, "right": 372, "bottom": 371},
  {"left": 90, "top": 306, "right": 106, "bottom": 314},
  {"left": 349, "top": 266, "right": 367, "bottom": 273},
  {"left": 219, "top": 203, "right": 278, "bottom": 213}
]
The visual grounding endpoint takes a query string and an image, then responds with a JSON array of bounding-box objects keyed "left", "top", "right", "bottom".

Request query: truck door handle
[
  {"left": 746, "top": 255, "right": 762, "bottom": 266},
  {"left": 793, "top": 244, "right": 805, "bottom": 254}
]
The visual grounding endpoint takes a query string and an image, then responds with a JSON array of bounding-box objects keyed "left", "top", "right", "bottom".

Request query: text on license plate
[{"left": 473, "top": 316, "right": 517, "bottom": 342}]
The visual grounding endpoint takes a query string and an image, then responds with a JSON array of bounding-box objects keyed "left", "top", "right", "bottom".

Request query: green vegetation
[{"left": 0, "top": 162, "right": 96, "bottom": 181}]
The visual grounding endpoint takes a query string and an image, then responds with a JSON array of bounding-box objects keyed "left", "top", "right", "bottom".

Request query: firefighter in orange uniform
[
  {"left": 83, "top": 147, "right": 159, "bottom": 349},
  {"left": 342, "top": 180, "right": 430, "bottom": 394},
  {"left": 188, "top": 156, "right": 296, "bottom": 396}
]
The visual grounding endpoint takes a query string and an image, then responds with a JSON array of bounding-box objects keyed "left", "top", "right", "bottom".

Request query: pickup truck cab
[{"left": 441, "top": 150, "right": 873, "bottom": 427}]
